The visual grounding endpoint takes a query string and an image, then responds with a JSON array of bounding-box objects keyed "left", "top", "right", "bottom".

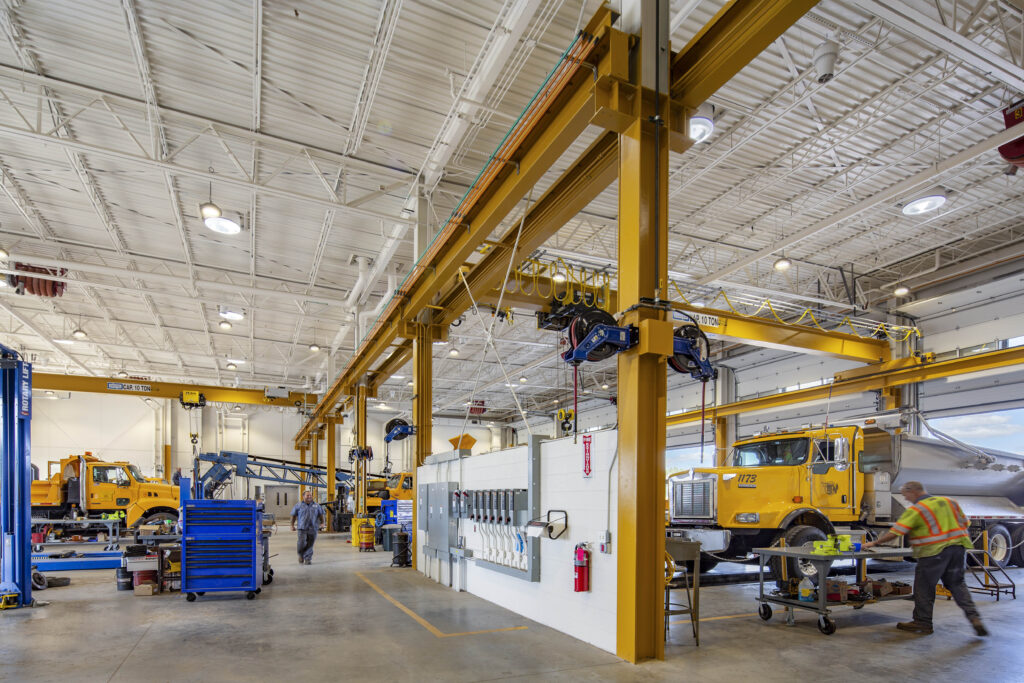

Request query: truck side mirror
[{"left": 833, "top": 437, "right": 850, "bottom": 471}]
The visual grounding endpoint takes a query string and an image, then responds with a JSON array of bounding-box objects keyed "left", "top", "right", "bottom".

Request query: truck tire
[
  {"left": 973, "top": 524, "right": 1012, "bottom": 568},
  {"left": 140, "top": 512, "right": 177, "bottom": 527},
  {"left": 1011, "top": 526, "right": 1024, "bottom": 567},
  {"left": 771, "top": 525, "right": 828, "bottom": 584},
  {"left": 698, "top": 555, "right": 720, "bottom": 573}
]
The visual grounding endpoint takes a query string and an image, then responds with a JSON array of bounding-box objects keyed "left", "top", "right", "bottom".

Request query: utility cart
[
  {"left": 754, "top": 546, "right": 913, "bottom": 634},
  {"left": 181, "top": 498, "right": 262, "bottom": 601}
]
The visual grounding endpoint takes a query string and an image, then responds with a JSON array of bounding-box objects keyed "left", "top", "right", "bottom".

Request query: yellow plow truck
[
  {"left": 667, "top": 416, "right": 1024, "bottom": 579},
  {"left": 31, "top": 453, "right": 181, "bottom": 530}
]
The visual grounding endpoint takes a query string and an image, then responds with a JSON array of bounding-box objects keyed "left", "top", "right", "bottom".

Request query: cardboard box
[
  {"left": 825, "top": 579, "right": 849, "bottom": 603},
  {"left": 133, "top": 583, "right": 155, "bottom": 596},
  {"left": 891, "top": 581, "right": 912, "bottom": 595},
  {"left": 861, "top": 579, "right": 894, "bottom": 597}
]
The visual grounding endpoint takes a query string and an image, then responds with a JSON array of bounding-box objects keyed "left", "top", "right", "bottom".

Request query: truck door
[
  {"left": 88, "top": 465, "right": 131, "bottom": 511},
  {"left": 809, "top": 436, "right": 855, "bottom": 513}
]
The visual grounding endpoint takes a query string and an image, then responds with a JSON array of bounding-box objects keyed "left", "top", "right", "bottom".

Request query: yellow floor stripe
[
  {"left": 356, "top": 572, "right": 527, "bottom": 639},
  {"left": 670, "top": 612, "right": 757, "bottom": 625}
]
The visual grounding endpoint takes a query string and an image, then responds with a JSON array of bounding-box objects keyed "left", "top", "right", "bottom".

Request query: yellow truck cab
[
  {"left": 31, "top": 453, "right": 180, "bottom": 528},
  {"left": 384, "top": 472, "right": 414, "bottom": 501},
  {"left": 668, "top": 426, "right": 862, "bottom": 577}
]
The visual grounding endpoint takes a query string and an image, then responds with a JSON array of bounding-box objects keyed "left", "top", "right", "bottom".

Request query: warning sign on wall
[{"left": 582, "top": 434, "right": 593, "bottom": 479}]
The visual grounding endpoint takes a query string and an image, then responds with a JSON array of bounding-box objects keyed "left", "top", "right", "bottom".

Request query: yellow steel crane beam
[
  {"left": 667, "top": 346, "right": 1024, "bottom": 426},
  {"left": 33, "top": 373, "right": 318, "bottom": 407}
]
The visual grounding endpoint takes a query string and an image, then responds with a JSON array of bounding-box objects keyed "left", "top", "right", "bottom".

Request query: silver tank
[{"left": 860, "top": 427, "right": 1024, "bottom": 506}]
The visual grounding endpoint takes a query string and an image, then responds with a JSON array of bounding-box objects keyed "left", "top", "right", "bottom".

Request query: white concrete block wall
[
  {"left": 31, "top": 392, "right": 159, "bottom": 475},
  {"left": 417, "top": 430, "right": 619, "bottom": 653}
]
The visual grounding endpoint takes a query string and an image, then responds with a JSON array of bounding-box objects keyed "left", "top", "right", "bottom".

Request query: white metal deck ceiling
[{"left": 0, "top": 0, "right": 1021, "bottom": 422}]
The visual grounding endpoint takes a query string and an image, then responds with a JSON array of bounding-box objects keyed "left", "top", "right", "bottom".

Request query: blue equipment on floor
[
  {"left": 180, "top": 479, "right": 262, "bottom": 601},
  {"left": 0, "top": 344, "right": 33, "bottom": 609},
  {"left": 30, "top": 551, "right": 123, "bottom": 571}
]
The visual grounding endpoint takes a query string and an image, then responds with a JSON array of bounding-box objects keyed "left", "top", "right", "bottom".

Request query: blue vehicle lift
[
  {"left": 196, "top": 451, "right": 355, "bottom": 499},
  {"left": 1, "top": 344, "right": 33, "bottom": 609}
]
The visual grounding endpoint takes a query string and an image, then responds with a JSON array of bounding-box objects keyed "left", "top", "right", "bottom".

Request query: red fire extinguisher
[{"left": 574, "top": 543, "right": 591, "bottom": 592}]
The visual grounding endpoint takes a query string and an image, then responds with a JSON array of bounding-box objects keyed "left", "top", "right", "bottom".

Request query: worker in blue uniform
[{"left": 291, "top": 489, "right": 325, "bottom": 565}]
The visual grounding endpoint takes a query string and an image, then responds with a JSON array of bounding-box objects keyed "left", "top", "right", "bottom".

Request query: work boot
[
  {"left": 970, "top": 619, "right": 988, "bottom": 637},
  {"left": 298, "top": 555, "right": 304, "bottom": 564},
  {"left": 305, "top": 558, "right": 311, "bottom": 565},
  {"left": 896, "top": 621, "right": 933, "bottom": 634}
]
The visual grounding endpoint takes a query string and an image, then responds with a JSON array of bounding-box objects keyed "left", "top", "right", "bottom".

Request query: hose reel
[
  {"left": 668, "top": 323, "right": 717, "bottom": 383},
  {"left": 565, "top": 309, "right": 621, "bottom": 363}
]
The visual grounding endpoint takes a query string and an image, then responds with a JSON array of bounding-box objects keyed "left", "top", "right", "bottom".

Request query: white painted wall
[
  {"left": 31, "top": 392, "right": 159, "bottom": 476},
  {"left": 417, "top": 430, "right": 619, "bottom": 653}
]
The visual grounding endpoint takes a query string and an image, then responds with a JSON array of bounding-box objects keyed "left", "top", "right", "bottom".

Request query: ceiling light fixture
[
  {"left": 309, "top": 343, "right": 321, "bottom": 352},
  {"left": 519, "top": 376, "right": 527, "bottom": 383},
  {"left": 226, "top": 358, "right": 246, "bottom": 365},
  {"left": 692, "top": 301, "right": 706, "bottom": 308},
  {"left": 226, "top": 362, "right": 237, "bottom": 370},
  {"left": 812, "top": 37, "right": 839, "bottom": 84},
  {"left": 232, "top": 405, "right": 242, "bottom": 412},
  {"left": 218, "top": 306, "right": 245, "bottom": 321},
  {"left": 449, "top": 347, "right": 459, "bottom": 357},
  {"left": 45, "top": 390, "right": 54, "bottom": 396},
  {"left": 893, "top": 284, "right": 910, "bottom": 297},
  {"left": 689, "top": 103, "right": 714, "bottom": 143},
  {"left": 551, "top": 271, "right": 567, "bottom": 284},
  {"left": 407, "top": 381, "right": 414, "bottom": 386},
  {"left": 773, "top": 256, "right": 792, "bottom": 271},
  {"left": 200, "top": 182, "right": 241, "bottom": 235},
  {"left": 117, "top": 370, "right": 129, "bottom": 378},
  {"left": 0, "top": 245, "right": 8, "bottom": 259},
  {"left": 601, "top": 383, "right": 610, "bottom": 390},
  {"left": 219, "top": 320, "right": 232, "bottom": 330},
  {"left": 52, "top": 338, "right": 74, "bottom": 345},
  {"left": 72, "top": 328, "right": 87, "bottom": 339},
  {"left": 901, "top": 187, "right": 947, "bottom": 216}
]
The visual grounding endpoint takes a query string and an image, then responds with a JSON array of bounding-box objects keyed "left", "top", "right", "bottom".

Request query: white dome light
[
  {"left": 219, "top": 320, "right": 232, "bottom": 330},
  {"left": 199, "top": 202, "right": 221, "bottom": 219},
  {"left": 901, "top": 188, "right": 947, "bottom": 216},
  {"left": 773, "top": 256, "right": 792, "bottom": 271},
  {"left": 551, "top": 271, "right": 567, "bottom": 284},
  {"left": 893, "top": 285, "right": 910, "bottom": 297},
  {"left": 204, "top": 216, "right": 242, "bottom": 235},
  {"left": 689, "top": 103, "right": 715, "bottom": 143},
  {"left": 309, "top": 343, "right": 321, "bottom": 352},
  {"left": 72, "top": 328, "right": 87, "bottom": 339}
]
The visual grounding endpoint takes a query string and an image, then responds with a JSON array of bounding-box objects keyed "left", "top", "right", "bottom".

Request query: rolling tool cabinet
[{"left": 181, "top": 499, "right": 262, "bottom": 601}]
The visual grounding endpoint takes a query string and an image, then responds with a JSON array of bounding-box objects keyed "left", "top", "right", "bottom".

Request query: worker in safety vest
[{"left": 863, "top": 481, "right": 987, "bottom": 636}]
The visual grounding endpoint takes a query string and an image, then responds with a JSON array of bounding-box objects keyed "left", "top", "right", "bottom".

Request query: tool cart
[{"left": 181, "top": 498, "right": 262, "bottom": 601}]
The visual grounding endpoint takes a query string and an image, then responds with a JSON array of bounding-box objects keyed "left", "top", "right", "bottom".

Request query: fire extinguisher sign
[{"left": 582, "top": 434, "right": 593, "bottom": 478}]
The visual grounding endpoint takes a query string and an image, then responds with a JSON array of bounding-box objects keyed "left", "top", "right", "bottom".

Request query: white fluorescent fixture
[
  {"left": 551, "top": 271, "right": 567, "bottom": 284},
  {"left": 52, "top": 338, "right": 74, "bottom": 345},
  {"left": 72, "top": 328, "right": 87, "bottom": 339},
  {"left": 519, "top": 376, "right": 527, "bottom": 383},
  {"left": 433, "top": 340, "right": 447, "bottom": 346},
  {"left": 204, "top": 215, "right": 242, "bottom": 235},
  {"left": 226, "top": 362, "right": 237, "bottom": 371},
  {"left": 773, "top": 256, "right": 792, "bottom": 271},
  {"left": 901, "top": 188, "right": 947, "bottom": 216},
  {"left": 218, "top": 306, "right": 245, "bottom": 321},
  {"left": 688, "top": 103, "right": 714, "bottom": 143},
  {"left": 226, "top": 358, "right": 246, "bottom": 365},
  {"left": 219, "top": 320, "right": 232, "bottom": 330},
  {"left": 378, "top": 403, "right": 392, "bottom": 411},
  {"left": 309, "top": 343, "right": 321, "bottom": 352},
  {"left": 893, "top": 285, "right": 910, "bottom": 297}
]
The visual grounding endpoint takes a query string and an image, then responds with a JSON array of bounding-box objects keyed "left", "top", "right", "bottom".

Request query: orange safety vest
[{"left": 891, "top": 495, "right": 972, "bottom": 557}]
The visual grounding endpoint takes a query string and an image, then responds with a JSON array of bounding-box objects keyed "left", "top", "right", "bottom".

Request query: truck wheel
[
  {"left": 974, "top": 524, "right": 1012, "bottom": 568},
  {"left": 1011, "top": 526, "right": 1024, "bottom": 567},
  {"left": 772, "top": 525, "right": 828, "bottom": 584},
  {"left": 140, "top": 512, "right": 177, "bottom": 527},
  {"left": 697, "top": 554, "right": 719, "bottom": 573}
]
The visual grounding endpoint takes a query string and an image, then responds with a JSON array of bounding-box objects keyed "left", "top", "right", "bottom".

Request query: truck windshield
[
  {"left": 127, "top": 465, "right": 144, "bottom": 482},
  {"left": 730, "top": 438, "right": 809, "bottom": 467},
  {"left": 368, "top": 480, "right": 386, "bottom": 491},
  {"left": 386, "top": 475, "right": 401, "bottom": 489}
]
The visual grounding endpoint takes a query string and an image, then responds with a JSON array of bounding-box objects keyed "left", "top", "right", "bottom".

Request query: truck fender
[{"left": 779, "top": 508, "right": 835, "bottom": 535}]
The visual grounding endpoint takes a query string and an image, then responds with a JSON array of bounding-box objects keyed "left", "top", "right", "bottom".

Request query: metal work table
[
  {"left": 755, "top": 546, "right": 913, "bottom": 634},
  {"left": 31, "top": 517, "right": 122, "bottom": 550}
]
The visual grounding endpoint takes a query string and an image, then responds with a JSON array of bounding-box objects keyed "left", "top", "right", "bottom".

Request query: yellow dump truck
[
  {"left": 667, "top": 417, "right": 1024, "bottom": 578},
  {"left": 31, "top": 453, "right": 180, "bottom": 528}
]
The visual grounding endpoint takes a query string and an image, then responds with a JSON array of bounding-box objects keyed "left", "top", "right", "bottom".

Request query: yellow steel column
[
  {"left": 715, "top": 417, "right": 729, "bottom": 467},
  {"left": 310, "top": 428, "right": 320, "bottom": 499},
  {"left": 411, "top": 319, "right": 433, "bottom": 569},
  {"left": 326, "top": 416, "right": 337, "bottom": 527},
  {"left": 299, "top": 445, "right": 307, "bottom": 496},
  {"left": 162, "top": 444, "right": 172, "bottom": 483},
  {"left": 616, "top": 2, "right": 670, "bottom": 661},
  {"left": 356, "top": 384, "right": 368, "bottom": 515}
]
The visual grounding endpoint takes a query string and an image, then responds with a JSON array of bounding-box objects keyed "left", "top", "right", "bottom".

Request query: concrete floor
[{"left": 2, "top": 531, "right": 1020, "bottom": 682}]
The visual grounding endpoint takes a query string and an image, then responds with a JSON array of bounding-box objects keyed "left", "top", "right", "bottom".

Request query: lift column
[
  {"left": 355, "top": 384, "right": 369, "bottom": 516},
  {"left": 0, "top": 345, "right": 32, "bottom": 608},
  {"left": 616, "top": 0, "right": 671, "bottom": 663},
  {"left": 326, "top": 416, "right": 338, "bottom": 525}
]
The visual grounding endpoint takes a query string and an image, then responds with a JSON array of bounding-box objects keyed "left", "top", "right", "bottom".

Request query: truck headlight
[{"left": 735, "top": 513, "right": 759, "bottom": 524}]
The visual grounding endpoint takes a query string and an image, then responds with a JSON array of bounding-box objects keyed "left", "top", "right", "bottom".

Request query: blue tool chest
[{"left": 181, "top": 499, "right": 262, "bottom": 601}]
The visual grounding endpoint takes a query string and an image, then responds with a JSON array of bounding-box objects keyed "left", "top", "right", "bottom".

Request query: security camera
[{"left": 813, "top": 38, "right": 839, "bottom": 84}]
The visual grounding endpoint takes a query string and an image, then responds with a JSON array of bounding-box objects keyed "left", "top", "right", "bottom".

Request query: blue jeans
[{"left": 297, "top": 529, "right": 318, "bottom": 561}]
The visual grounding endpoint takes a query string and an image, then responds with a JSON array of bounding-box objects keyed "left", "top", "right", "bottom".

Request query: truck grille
[{"left": 672, "top": 479, "right": 714, "bottom": 519}]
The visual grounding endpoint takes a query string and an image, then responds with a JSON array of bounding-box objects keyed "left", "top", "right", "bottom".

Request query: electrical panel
[{"left": 417, "top": 484, "right": 429, "bottom": 531}]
